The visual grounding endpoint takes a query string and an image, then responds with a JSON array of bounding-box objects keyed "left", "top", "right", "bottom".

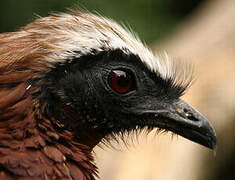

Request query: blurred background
[{"left": 1, "top": 0, "right": 234, "bottom": 179}]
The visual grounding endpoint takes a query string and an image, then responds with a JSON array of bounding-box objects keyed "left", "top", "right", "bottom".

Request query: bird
[{"left": 0, "top": 10, "right": 216, "bottom": 180}]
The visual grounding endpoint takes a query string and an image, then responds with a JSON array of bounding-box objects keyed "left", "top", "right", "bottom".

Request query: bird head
[{"left": 0, "top": 11, "right": 216, "bottom": 150}]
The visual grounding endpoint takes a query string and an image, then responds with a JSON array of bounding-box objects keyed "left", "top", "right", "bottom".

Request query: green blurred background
[{"left": 0, "top": 0, "right": 205, "bottom": 45}]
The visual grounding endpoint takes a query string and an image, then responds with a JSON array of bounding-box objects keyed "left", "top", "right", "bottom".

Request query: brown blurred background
[{"left": 1, "top": 0, "right": 234, "bottom": 179}]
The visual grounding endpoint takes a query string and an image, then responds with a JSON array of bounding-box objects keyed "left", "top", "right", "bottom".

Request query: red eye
[{"left": 108, "top": 70, "right": 135, "bottom": 94}]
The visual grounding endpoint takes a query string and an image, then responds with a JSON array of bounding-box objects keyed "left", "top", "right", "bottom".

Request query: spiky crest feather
[{"left": 0, "top": 10, "right": 193, "bottom": 92}]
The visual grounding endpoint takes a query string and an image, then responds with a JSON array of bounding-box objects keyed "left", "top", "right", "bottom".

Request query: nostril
[{"left": 184, "top": 109, "right": 199, "bottom": 122}]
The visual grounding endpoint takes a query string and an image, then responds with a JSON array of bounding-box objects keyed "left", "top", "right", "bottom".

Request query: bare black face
[{"left": 40, "top": 49, "right": 216, "bottom": 149}]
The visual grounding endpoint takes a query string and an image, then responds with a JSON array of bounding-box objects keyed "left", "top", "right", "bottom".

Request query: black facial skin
[{"left": 38, "top": 49, "right": 216, "bottom": 149}]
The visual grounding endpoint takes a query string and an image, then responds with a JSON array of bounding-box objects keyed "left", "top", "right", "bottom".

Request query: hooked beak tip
[{"left": 138, "top": 99, "right": 217, "bottom": 149}]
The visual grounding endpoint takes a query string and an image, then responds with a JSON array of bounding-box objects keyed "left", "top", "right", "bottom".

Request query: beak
[{"left": 139, "top": 99, "right": 217, "bottom": 149}]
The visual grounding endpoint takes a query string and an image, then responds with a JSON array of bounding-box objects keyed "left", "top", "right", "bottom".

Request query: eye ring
[{"left": 107, "top": 69, "right": 136, "bottom": 94}]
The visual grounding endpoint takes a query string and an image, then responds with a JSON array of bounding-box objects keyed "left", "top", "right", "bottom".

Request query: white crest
[{"left": 23, "top": 11, "right": 193, "bottom": 90}]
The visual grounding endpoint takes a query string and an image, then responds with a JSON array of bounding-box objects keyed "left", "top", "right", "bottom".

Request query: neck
[
  {"left": 59, "top": 104, "right": 105, "bottom": 149},
  {"left": 0, "top": 83, "right": 98, "bottom": 180}
]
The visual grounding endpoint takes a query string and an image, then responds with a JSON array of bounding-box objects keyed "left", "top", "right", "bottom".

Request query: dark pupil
[
  {"left": 108, "top": 70, "right": 134, "bottom": 94},
  {"left": 116, "top": 71, "right": 129, "bottom": 88}
]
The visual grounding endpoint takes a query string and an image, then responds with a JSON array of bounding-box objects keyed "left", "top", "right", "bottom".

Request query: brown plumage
[
  {"left": 0, "top": 81, "right": 97, "bottom": 180},
  {"left": 0, "top": 11, "right": 216, "bottom": 180},
  {"left": 0, "top": 12, "right": 99, "bottom": 180}
]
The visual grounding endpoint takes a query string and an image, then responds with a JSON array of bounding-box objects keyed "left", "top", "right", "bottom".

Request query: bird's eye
[{"left": 108, "top": 69, "right": 136, "bottom": 94}]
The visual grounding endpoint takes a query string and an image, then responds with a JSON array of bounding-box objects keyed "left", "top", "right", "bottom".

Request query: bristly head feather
[
  {"left": 0, "top": 10, "right": 193, "bottom": 95},
  {"left": 98, "top": 125, "right": 173, "bottom": 150}
]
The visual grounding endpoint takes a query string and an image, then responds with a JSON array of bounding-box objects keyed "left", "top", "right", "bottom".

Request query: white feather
[{"left": 23, "top": 11, "right": 193, "bottom": 89}]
